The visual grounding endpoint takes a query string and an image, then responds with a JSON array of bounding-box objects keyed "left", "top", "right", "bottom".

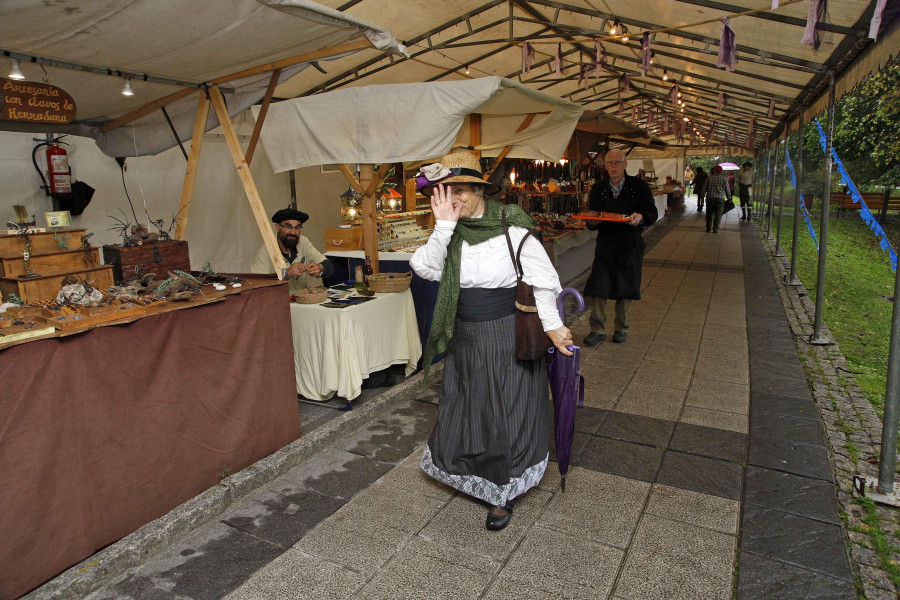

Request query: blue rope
[
  {"left": 784, "top": 148, "right": 819, "bottom": 252},
  {"left": 815, "top": 120, "right": 897, "bottom": 271}
]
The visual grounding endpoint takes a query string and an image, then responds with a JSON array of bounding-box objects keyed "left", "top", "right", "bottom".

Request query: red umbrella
[{"left": 547, "top": 287, "right": 586, "bottom": 491}]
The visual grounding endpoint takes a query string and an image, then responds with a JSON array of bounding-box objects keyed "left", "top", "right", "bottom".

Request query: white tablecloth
[{"left": 289, "top": 289, "right": 421, "bottom": 401}]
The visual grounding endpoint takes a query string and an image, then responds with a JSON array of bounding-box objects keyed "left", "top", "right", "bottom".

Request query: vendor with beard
[{"left": 251, "top": 208, "right": 333, "bottom": 293}]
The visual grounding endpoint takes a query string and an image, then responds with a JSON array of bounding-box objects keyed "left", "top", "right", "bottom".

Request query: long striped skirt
[{"left": 420, "top": 313, "right": 551, "bottom": 507}]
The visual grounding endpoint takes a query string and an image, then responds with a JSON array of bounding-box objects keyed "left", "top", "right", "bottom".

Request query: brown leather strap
[{"left": 501, "top": 208, "right": 535, "bottom": 280}]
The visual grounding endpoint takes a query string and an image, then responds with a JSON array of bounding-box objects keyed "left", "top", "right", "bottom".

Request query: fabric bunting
[
  {"left": 747, "top": 116, "right": 755, "bottom": 139},
  {"left": 662, "top": 114, "right": 669, "bottom": 132},
  {"left": 647, "top": 110, "right": 655, "bottom": 127},
  {"left": 578, "top": 64, "right": 590, "bottom": 88},
  {"left": 771, "top": 0, "right": 780, "bottom": 8},
  {"left": 640, "top": 32, "right": 651, "bottom": 76},
  {"left": 870, "top": 0, "right": 887, "bottom": 39},
  {"left": 619, "top": 74, "right": 631, "bottom": 93},
  {"left": 668, "top": 84, "right": 678, "bottom": 104},
  {"left": 814, "top": 120, "right": 897, "bottom": 270},
  {"left": 554, "top": 43, "right": 562, "bottom": 77},
  {"left": 595, "top": 40, "right": 606, "bottom": 77},
  {"left": 783, "top": 148, "right": 819, "bottom": 251},
  {"left": 632, "top": 106, "right": 638, "bottom": 124},
  {"left": 717, "top": 93, "right": 725, "bottom": 111},
  {"left": 619, "top": 101, "right": 624, "bottom": 116},
  {"left": 717, "top": 17, "right": 738, "bottom": 72},
  {"left": 707, "top": 120, "right": 717, "bottom": 142},
  {"left": 522, "top": 42, "right": 534, "bottom": 75},
  {"left": 801, "top": 0, "right": 827, "bottom": 50},
  {"left": 768, "top": 99, "right": 775, "bottom": 118}
]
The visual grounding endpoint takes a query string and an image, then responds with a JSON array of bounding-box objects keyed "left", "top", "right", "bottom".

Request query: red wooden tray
[{"left": 572, "top": 212, "right": 633, "bottom": 222}]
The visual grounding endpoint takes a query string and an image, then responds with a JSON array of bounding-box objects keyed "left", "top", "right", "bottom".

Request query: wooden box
[
  {"left": 0, "top": 265, "right": 114, "bottom": 303},
  {"left": 0, "top": 248, "right": 100, "bottom": 278},
  {"left": 324, "top": 226, "right": 363, "bottom": 251},
  {"left": 0, "top": 229, "right": 87, "bottom": 255},
  {"left": 102, "top": 240, "right": 190, "bottom": 283}
]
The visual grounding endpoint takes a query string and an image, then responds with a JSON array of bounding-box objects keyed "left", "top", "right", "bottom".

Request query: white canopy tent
[{"left": 255, "top": 76, "right": 583, "bottom": 172}]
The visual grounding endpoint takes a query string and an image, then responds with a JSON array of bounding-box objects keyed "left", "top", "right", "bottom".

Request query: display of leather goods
[
  {"left": 571, "top": 211, "right": 633, "bottom": 222},
  {"left": 502, "top": 211, "right": 552, "bottom": 361}
]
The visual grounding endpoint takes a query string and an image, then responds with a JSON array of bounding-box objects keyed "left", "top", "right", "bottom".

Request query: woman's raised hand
[
  {"left": 430, "top": 183, "right": 463, "bottom": 222},
  {"left": 546, "top": 326, "right": 574, "bottom": 356}
]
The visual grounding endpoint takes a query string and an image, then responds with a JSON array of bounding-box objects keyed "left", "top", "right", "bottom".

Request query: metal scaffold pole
[
  {"left": 774, "top": 130, "right": 788, "bottom": 258},
  {"left": 787, "top": 106, "right": 804, "bottom": 287},
  {"left": 810, "top": 72, "right": 836, "bottom": 346}
]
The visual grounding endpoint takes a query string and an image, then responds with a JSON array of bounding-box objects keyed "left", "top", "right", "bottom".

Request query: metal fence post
[
  {"left": 787, "top": 107, "right": 804, "bottom": 286},
  {"left": 811, "top": 72, "right": 836, "bottom": 345},
  {"left": 775, "top": 131, "right": 788, "bottom": 257}
]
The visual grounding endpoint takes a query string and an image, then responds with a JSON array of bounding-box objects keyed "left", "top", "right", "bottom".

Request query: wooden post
[
  {"left": 208, "top": 86, "right": 286, "bottom": 277},
  {"left": 470, "top": 114, "right": 482, "bottom": 158},
  {"left": 338, "top": 164, "right": 366, "bottom": 196},
  {"left": 405, "top": 178, "right": 418, "bottom": 212},
  {"left": 245, "top": 68, "right": 281, "bottom": 166},
  {"left": 174, "top": 94, "right": 210, "bottom": 241},
  {"left": 359, "top": 164, "right": 380, "bottom": 274}
]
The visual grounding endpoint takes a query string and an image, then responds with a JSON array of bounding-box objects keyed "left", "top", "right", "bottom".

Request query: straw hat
[{"left": 416, "top": 148, "right": 501, "bottom": 197}]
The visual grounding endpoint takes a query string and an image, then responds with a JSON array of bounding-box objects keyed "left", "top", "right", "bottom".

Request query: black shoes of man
[
  {"left": 361, "top": 369, "right": 397, "bottom": 389},
  {"left": 584, "top": 331, "right": 627, "bottom": 345}
]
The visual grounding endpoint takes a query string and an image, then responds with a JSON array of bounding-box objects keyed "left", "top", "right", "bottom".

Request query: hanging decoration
[
  {"left": 786, "top": 147, "right": 820, "bottom": 252},
  {"left": 707, "top": 120, "right": 717, "bottom": 142},
  {"left": 747, "top": 116, "right": 755, "bottom": 140},
  {"left": 668, "top": 84, "right": 678, "bottom": 105},
  {"left": 771, "top": 0, "right": 780, "bottom": 8},
  {"left": 717, "top": 17, "right": 738, "bottom": 72},
  {"left": 717, "top": 93, "right": 725, "bottom": 111},
  {"left": 595, "top": 40, "right": 606, "bottom": 77},
  {"left": 662, "top": 113, "right": 669, "bottom": 133},
  {"left": 522, "top": 42, "right": 535, "bottom": 75},
  {"left": 814, "top": 120, "right": 897, "bottom": 270},
  {"left": 554, "top": 43, "right": 563, "bottom": 77},
  {"left": 640, "top": 32, "right": 651, "bottom": 76},
  {"left": 690, "top": 129, "right": 696, "bottom": 146},
  {"left": 869, "top": 0, "right": 887, "bottom": 39},
  {"left": 679, "top": 117, "right": 686, "bottom": 140},
  {"left": 632, "top": 106, "right": 638, "bottom": 124},
  {"left": 618, "top": 101, "right": 624, "bottom": 117},
  {"left": 578, "top": 64, "right": 590, "bottom": 88},
  {"left": 768, "top": 99, "right": 775, "bottom": 118},
  {"left": 647, "top": 110, "right": 655, "bottom": 127},
  {"left": 801, "top": 0, "right": 827, "bottom": 50},
  {"left": 619, "top": 73, "right": 631, "bottom": 93}
]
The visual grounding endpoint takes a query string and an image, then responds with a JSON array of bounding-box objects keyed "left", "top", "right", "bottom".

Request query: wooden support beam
[
  {"left": 338, "top": 164, "right": 366, "bottom": 196},
  {"left": 173, "top": 94, "right": 210, "bottom": 241},
  {"left": 470, "top": 113, "right": 482, "bottom": 158},
  {"left": 208, "top": 86, "right": 286, "bottom": 277},
  {"left": 364, "top": 163, "right": 393, "bottom": 198},
  {"left": 484, "top": 113, "right": 537, "bottom": 179},
  {"left": 245, "top": 68, "right": 281, "bottom": 166},
  {"left": 99, "top": 88, "right": 197, "bottom": 133},
  {"left": 404, "top": 178, "right": 418, "bottom": 212},
  {"left": 358, "top": 164, "right": 380, "bottom": 274}
]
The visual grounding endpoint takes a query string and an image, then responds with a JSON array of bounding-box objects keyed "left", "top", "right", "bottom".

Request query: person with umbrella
[{"left": 410, "top": 149, "right": 573, "bottom": 532}]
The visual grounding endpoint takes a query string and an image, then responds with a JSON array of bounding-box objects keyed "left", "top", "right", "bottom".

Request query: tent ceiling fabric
[
  {"left": 270, "top": 0, "right": 895, "bottom": 153},
  {"left": 254, "top": 76, "right": 584, "bottom": 171},
  {"left": 0, "top": 0, "right": 406, "bottom": 156}
]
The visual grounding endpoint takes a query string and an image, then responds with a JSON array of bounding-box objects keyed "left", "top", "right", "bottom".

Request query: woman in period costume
[{"left": 410, "top": 149, "right": 572, "bottom": 531}]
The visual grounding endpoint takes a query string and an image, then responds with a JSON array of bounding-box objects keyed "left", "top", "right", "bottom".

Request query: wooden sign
[{"left": 0, "top": 77, "right": 76, "bottom": 125}]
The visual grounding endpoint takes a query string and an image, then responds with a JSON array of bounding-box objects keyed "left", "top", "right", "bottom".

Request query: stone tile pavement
[{"left": 37, "top": 202, "right": 872, "bottom": 599}]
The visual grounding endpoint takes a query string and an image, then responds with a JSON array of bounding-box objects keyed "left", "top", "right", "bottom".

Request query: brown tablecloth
[{"left": 0, "top": 284, "right": 300, "bottom": 599}]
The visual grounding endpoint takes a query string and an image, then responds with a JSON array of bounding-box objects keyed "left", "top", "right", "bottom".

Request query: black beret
[{"left": 272, "top": 208, "right": 310, "bottom": 224}]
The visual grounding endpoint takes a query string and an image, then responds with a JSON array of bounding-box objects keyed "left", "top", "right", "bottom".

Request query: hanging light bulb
[
  {"left": 677, "top": 91, "right": 682, "bottom": 98},
  {"left": 621, "top": 26, "right": 629, "bottom": 42},
  {"left": 649, "top": 52, "right": 654, "bottom": 65},
  {"left": 464, "top": 65, "right": 470, "bottom": 75},
  {"left": 683, "top": 117, "right": 689, "bottom": 122},
  {"left": 662, "top": 70, "right": 668, "bottom": 81},
  {"left": 8, "top": 59, "right": 25, "bottom": 80},
  {"left": 121, "top": 79, "right": 134, "bottom": 96},
  {"left": 609, "top": 19, "right": 619, "bottom": 35}
]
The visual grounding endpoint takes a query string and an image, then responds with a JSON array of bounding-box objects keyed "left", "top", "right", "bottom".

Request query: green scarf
[{"left": 423, "top": 199, "right": 535, "bottom": 381}]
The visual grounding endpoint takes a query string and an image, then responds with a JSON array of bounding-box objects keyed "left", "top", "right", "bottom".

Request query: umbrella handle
[{"left": 556, "top": 287, "right": 585, "bottom": 321}]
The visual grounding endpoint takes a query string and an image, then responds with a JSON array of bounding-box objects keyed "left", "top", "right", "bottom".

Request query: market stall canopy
[
  {"left": 254, "top": 76, "right": 584, "bottom": 172},
  {"left": 567, "top": 110, "right": 668, "bottom": 157},
  {"left": 0, "top": 0, "right": 406, "bottom": 157},
  {"left": 263, "top": 0, "right": 897, "bottom": 153}
]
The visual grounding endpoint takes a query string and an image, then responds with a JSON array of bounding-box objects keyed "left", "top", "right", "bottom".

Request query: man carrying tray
[{"left": 581, "top": 149, "right": 658, "bottom": 345}]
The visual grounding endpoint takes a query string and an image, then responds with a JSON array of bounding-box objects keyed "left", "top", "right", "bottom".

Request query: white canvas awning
[
  {"left": 0, "top": 0, "right": 406, "bottom": 156},
  {"left": 254, "top": 76, "right": 584, "bottom": 171}
]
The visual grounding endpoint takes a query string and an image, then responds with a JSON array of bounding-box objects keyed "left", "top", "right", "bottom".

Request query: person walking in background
[
  {"left": 582, "top": 149, "right": 658, "bottom": 346},
  {"left": 692, "top": 167, "right": 708, "bottom": 212},
  {"left": 737, "top": 161, "right": 754, "bottom": 221},
  {"left": 701, "top": 165, "right": 731, "bottom": 233},
  {"left": 684, "top": 165, "right": 695, "bottom": 195}
]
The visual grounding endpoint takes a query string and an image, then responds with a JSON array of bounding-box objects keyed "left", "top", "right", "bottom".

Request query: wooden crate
[
  {"left": 0, "top": 229, "right": 86, "bottom": 255},
  {"left": 102, "top": 240, "right": 190, "bottom": 282},
  {"left": 0, "top": 265, "right": 114, "bottom": 303},
  {"left": 0, "top": 248, "right": 100, "bottom": 278},
  {"left": 324, "top": 226, "right": 363, "bottom": 251}
]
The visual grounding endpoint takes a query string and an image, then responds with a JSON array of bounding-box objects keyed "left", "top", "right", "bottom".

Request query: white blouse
[{"left": 410, "top": 219, "right": 564, "bottom": 331}]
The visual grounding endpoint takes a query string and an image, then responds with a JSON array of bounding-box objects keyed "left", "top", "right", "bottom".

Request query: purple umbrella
[{"left": 547, "top": 287, "right": 586, "bottom": 491}]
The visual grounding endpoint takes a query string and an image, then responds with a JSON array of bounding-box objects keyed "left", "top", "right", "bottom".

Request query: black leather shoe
[
  {"left": 361, "top": 372, "right": 397, "bottom": 389},
  {"left": 612, "top": 331, "right": 627, "bottom": 343},
  {"left": 583, "top": 331, "right": 606, "bottom": 346},
  {"left": 486, "top": 505, "right": 513, "bottom": 531}
]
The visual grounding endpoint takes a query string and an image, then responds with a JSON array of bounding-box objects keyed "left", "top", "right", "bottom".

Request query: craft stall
[{"left": 0, "top": 2, "right": 405, "bottom": 598}]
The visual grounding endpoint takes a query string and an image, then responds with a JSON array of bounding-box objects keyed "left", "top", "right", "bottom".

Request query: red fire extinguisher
[
  {"left": 32, "top": 135, "right": 71, "bottom": 197},
  {"left": 45, "top": 143, "right": 71, "bottom": 194}
]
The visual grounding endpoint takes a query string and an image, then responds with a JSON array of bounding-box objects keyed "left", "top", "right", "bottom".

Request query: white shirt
[
  {"left": 410, "top": 219, "right": 564, "bottom": 331},
  {"left": 737, "top": 170, "right": 754, "bottom": 185}
]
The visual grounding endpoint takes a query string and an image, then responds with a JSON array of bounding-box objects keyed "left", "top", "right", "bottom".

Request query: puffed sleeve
[
  {"left": 409, "top": 220, "right": 456, "bottom": 282},
  {"left": 515, "top": 228, "right": 564, "bottom": 332}
]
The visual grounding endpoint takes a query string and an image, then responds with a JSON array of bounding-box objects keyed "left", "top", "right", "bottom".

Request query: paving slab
[
  {"left": 578, "top": 436, "right": 665, "bottom": 482},
  {"left": 656, "top": 451, "right": 744, "bottom": 501},
  {"left": 224, "top": 549, "right": 366, "bottom": 600},
  {"left": 735, "top": 551, "right": 856, "bottom": 600},
  {"left": 743, "top": 466, "right": 841, "bottom": 524}
]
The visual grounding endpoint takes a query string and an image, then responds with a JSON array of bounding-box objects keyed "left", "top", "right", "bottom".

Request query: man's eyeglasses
[
  {"left": 605, "top": 160, "right": 626, "bottom": 166},
  {"left": 278, "top": 223, "right": 303, "bottom": 231}
]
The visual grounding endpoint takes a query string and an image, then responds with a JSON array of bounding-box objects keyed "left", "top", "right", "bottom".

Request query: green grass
[{"left": 770, "top": 204, "right": 899, "bottom": 416}]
